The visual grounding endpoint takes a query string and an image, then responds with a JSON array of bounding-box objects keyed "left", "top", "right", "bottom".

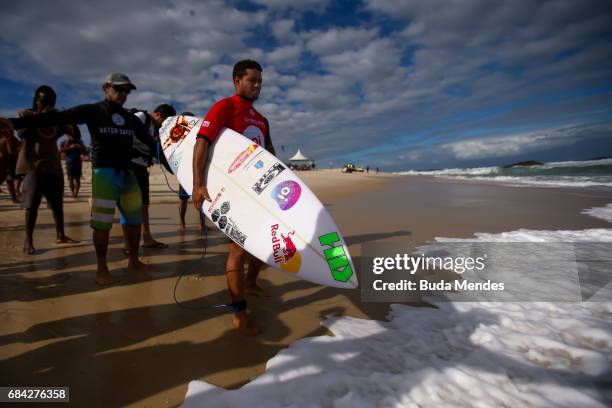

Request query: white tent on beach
[{"left": 288, "top": 149, "right": 315, "bottom": 170}]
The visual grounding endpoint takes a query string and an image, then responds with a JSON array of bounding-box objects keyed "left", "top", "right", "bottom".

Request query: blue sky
[{"left": 1, "top": 0, "right": 611, "bottom": 171}]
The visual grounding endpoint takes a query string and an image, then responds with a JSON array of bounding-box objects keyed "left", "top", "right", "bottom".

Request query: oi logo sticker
[{"left": 271, "top": 180, "right": 301, "bottom": 211}]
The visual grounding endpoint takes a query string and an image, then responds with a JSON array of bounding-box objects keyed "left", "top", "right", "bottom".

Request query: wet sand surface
[{"left": 1, "top": 166, "right": 610, "bottom": 407}]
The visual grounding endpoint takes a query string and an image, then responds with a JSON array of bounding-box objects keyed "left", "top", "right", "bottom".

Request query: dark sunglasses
[{"left": 112, "top": 85, "right": 132, "bottom": 94}]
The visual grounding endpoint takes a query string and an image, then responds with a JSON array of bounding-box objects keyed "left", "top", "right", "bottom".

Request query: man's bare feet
[
  {"left": 22, "top": 242, "right": 36, "bottom": 255},
  {"left": 232, "top": 312, "right": 258, "bottom": 336},
  {"left": 246, "top": 283, "right": 271, "bottom": 298},
  {"left": 56, "top": 235, "right": 79, "bottom": 244},
  {"left": 142, "top": 239, "right": 168, "bottom": 249},
  {"left": 126, "top": 260, "right": 152, "bottom": 280},
  {"left": 96, "top": 269, "right": 117, "bottom": 285},
  {"left": 179, "top": 221, "right": 186, "bottom": 231}
]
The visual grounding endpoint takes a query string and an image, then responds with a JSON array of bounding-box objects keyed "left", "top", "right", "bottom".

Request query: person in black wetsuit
[
  {"left": 0, "top": 73, "right": 154, "bottom": 285},
  {"left": 125, "top": 104, "right": 176, "bottom": 251}
]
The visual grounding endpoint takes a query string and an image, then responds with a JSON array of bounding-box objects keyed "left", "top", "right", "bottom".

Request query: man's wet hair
[
  {"left": 70, "top": 125, "right": 82, "bottom": 141},
  {"left": 233, "top": 60, "right": 262, "bottom": 79},
  {"left": 181, "top": 111, "right": 194, "bottom": 116},
  {"left": 32, "top": 85, "right": 56, "bottom": 109},
  {"left": 154, "top": 104, "right": 176, "bottom": 118}
]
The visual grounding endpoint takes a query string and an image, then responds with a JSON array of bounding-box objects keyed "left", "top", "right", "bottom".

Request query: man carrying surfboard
[{"left": 192, "top": 60, "right": 275, "bottom": 336}]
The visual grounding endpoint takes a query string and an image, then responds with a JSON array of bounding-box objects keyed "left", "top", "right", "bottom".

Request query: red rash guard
[{"left": 197, "top": 94, "right": 269, "bottom": 147}]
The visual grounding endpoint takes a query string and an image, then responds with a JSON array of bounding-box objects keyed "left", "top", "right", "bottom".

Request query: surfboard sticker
[
  {"left": 228, "top": 143, "right": 259, "bottom": 173},
  {"left": 210, "top": 201, "right": 247, "bottom": 246},
  {"left": 270, "top": 224, "right": 301, "bottom": 273},
  {"left": 319, "top": 232, "right": 353, "bottom": 283},
  {"left": 252, "top": 162, "right": 286, "bottom": 194},
  {"left": 242, "top": 150, "right": 266, "bottom": 172},
  {"left": 207, "top": 187, "right": 226, "bottom": 214},
  {"left": 163, "top": 115, "right": 193, "bottom": 151},
  {"left": 159, "top": 116, "right": 358, "bottom": 289},
  {"left": 271, "top": 180, "right": 301, "bottom": 211}
]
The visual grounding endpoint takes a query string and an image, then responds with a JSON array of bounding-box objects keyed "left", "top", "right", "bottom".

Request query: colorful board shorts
[{"left": 91, "top": 168, "right": 142, "bottom": 230}]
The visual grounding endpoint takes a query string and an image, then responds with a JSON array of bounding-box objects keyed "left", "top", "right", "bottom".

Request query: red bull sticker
[
  {"left": 228, "top": 144, "right": 259, "bottom": 173},
  {"left": 270, "top": 224, "right": 301, "bottom": 273}
]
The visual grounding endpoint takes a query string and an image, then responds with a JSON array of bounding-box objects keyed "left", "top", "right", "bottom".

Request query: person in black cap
[{"left": 0, "top": 73, "right": 153, "bottom": 285}]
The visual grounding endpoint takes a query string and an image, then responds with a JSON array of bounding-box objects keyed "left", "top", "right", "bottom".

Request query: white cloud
[
  {"left": 305, "top": 27, "right": 379, "bottom": 56},
  {"left": 251, "top": 0, "right": 330, "bottom": 12},
  {"left": 266, "top": 44, "right": 303, "bottom": 69},
  {"left": 271, "top": 19, "right": 298, "bottom": 43},
  {"left": 443, "top": 123, "right": 612, "bottom": 160},
  {"left": 1, "top": 0, "right": 267, "bottom": 97}
]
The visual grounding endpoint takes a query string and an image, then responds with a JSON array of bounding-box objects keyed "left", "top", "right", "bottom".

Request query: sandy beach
[{"left": 1, "top": 164, "right": 610, "bottom": 407}]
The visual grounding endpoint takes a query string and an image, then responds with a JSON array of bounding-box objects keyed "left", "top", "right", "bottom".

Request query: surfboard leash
[{"left": 156, "top": 141, "right": 234, "bottom": 311}]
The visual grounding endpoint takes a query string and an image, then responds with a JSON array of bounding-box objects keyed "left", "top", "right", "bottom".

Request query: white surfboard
[{"left": 160, "top": 115, "right": 357, "bottom": 289}]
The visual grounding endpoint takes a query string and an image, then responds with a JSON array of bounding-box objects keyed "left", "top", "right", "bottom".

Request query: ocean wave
[{"left": 396, "top": 158, "right": 612, "bottom": 188}]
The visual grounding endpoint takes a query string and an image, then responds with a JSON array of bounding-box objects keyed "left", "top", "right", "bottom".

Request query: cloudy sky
[{"left": 1, "top": 0, "right": 611, "bottom": 170}]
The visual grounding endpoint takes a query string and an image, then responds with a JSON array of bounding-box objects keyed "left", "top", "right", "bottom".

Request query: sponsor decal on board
[
  {"left": 228, "top": 143, "right": 259, "bottom": 173},
  {"left": 163, "top": 115, "right": 193, "bottom": 150},
  {"left": 270, "top": 224, "right": 301, "bottom": 273},
  {"left": 252, "top": 162, "right": 286, "bottom": 194},
  {"left": 170, "top": 150, "right": 183, "bottom": 174},
  {"left": 207, "top": 187, "right": 226, "bottom": 214},
  {"left": 271, "top": 180, "right": 301, "bottom": 211},
  {"left": 319, "top": 232, "right": 353, "bottom": 282},
  {"left": 241, "top": 150, "right": 265, "bottom": 172},
  {"left": 210, "top": 201, "right": 247, "bottom": 246}
]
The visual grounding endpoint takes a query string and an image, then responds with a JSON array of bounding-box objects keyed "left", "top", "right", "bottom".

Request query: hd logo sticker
[
  {"left": 319, "top": 232, "right": 353, "bottom": 282},
  {"left": 211, "top": 201, "right": 247, "bottom": 246}
]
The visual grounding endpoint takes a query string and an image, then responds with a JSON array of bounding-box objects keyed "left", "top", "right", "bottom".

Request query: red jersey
[{"left": 197, "top": 94, "right": 269, "bottom": 146}]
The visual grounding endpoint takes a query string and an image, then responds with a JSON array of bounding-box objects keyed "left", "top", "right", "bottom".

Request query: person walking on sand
[
  {"left": 13, "top": 85, "right": 77, "bottom": 254},
  {"left": 0, "top": 130, "right": 20, "bottom": 203},
  {"left": 192, "top": 60, "right": 275, "bottom": 336},
  {"left": 0, "top": 74, "right": 153, "bottom": 284},
  {"left": 60, "top": 124, "right": 86, "bottom": 198},
  {"left": 122, "top": 103, "right": 176, "bottom": 252}
]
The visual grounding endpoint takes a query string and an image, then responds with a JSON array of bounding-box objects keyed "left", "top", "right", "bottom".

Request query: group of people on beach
[{"left": 0, "top": 59, "right": 273, "bottom": 335}]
